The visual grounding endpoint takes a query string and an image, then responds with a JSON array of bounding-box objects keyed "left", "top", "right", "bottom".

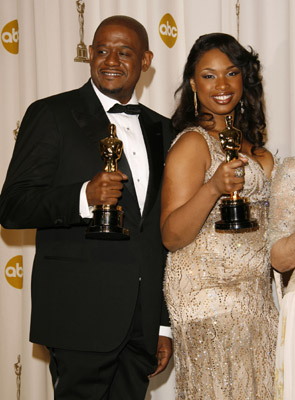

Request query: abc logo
[
  {"left": 1, "top": 19, "right": 19, "bottom": 54},
  {"left": 159, "top": 13, "right": 178, "bottom": 48},
  {"left": 5, "top": 255, "right": 23, "bottom": 289}
]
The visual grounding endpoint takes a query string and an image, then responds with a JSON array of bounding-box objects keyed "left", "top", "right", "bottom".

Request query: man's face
[{"left": 89, "top": 23, "right": 153, "bottom": 104}]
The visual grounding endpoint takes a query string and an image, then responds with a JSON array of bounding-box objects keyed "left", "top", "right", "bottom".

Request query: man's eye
[{"left": 119, "top": 52, "right": 131, "bottom": 57}]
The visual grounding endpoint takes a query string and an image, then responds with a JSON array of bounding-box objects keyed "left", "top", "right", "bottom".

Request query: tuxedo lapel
[
  {"left": 72, "top": 81, "right": 110, "bottom": 148},
  {"left": 139, "top": 108, "right": 164, "bottom": 221}
]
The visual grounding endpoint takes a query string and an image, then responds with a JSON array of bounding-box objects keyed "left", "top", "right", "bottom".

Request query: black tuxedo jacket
[{"left": 0, "top": 80, "right": 175, "bottom": 353}]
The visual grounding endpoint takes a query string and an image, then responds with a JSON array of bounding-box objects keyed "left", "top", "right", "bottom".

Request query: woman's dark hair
[{"left": 172, "top": 33, "right": 266, "bottom": 149}]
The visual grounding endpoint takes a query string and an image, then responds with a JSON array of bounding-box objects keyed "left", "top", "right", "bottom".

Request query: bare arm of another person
[
  {"left": 269, "top": 157, "right": 295, "bottom": 272},
  {"left": 271, "top": 235, "right": 295, "bottom": 272},
  {"left": 160, "top": 131, "right": 247, "bottom": 252}
]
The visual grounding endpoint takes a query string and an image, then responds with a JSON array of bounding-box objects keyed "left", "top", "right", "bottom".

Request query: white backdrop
[{"left": 1, "top": 1, "right": 294, "bottom": 399}]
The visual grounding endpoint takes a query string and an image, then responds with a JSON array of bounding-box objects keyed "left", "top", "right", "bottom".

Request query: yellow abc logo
[
  {"left": 159, "top": 13, "right": 178, "bottom": 48},
  {"left": 1, "top": 19, "right": 19, "bottom": 54},
  {"left": 5, "top": 255, "right": 23, "bottom": 289}
]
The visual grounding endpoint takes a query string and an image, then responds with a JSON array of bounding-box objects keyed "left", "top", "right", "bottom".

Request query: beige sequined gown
[{"left": 164, "top": 127, "right": 279, "bottom": 399}]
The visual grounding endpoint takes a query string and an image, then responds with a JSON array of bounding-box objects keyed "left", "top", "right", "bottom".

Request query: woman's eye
[
  {"left": 228, "top": 70, "right": 240, "bottom": 77},
  {"left": 203, "top": 74, "right": 215, "bottom": 79}
]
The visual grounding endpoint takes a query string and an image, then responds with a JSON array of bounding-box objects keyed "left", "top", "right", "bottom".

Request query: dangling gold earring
[{"left": 194, "top": 91, "right": 198, "bottom": 117}]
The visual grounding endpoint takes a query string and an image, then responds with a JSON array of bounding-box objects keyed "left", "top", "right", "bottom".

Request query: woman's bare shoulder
[
  {"left": 166, "top": 128, "right": 211, "bottom": 173},
  {"left": 170, "top": 128, "right": 210, "bottom": 153}
]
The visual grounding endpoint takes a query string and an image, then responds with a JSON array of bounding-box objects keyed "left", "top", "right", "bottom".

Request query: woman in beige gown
[
  {"left": 161, "top": 33, "right": 278, "bottom": 399},
  {"left": 268, "top": 157, "right": 295, "bottom": 400}
]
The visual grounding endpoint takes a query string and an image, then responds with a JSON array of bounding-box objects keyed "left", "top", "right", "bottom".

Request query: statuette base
[
  {"left": 215, "top": 198, "right": 258, "bottom": 233},
  {"left": 74, "top": 43, "right": 89, "bottom": 63},
  {"left": 85, "top": 205, "right": 130, "bottom": 240}
]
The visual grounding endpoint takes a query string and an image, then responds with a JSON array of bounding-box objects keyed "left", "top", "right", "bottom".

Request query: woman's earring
[
  {"left": 240, "top": 99, "right": 244, "bottom": 114},
  {"left": 194, "top": 91, "right": 198, "bottom": 117}
]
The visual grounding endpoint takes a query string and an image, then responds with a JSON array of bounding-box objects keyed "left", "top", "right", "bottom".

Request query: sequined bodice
[
  {"left": 168, "top": 127, "right": 273, "bottom": 286},
  {"left": 164, "top": 127, "right": 278, "bottom": 400}
]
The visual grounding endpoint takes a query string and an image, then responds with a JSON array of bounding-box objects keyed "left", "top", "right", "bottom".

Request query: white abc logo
[
  {"left": 2, "top": 27, "right": 19, "bottom": 43},
  {"left": 5, "top": 255, "right": 23, "bottom": 289},
  {"left": 159, "top": 14, "right": 178, "bottom": 48},
  {"left": 1, "top": 19, "right": 19, "bottom": 54},
  {"left": 6, "top": 263, "right": 23, "bottom": 278},
  {"left": 159, "top": 21, "right": 177, "bottom": 38}
]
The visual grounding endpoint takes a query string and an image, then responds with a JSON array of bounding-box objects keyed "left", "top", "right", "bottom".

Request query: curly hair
[{"left": 172, "top": 33, "right": 266, "bottom": 150}]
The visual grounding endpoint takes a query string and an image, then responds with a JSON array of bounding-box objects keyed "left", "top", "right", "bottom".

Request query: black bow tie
[{"left": 108, "top": 103, "right": 141, "bottom": 115}]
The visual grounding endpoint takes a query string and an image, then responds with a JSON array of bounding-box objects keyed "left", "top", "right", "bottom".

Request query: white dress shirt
[{"left": 80, "top": 80, "right": 149, "bottom": 217}]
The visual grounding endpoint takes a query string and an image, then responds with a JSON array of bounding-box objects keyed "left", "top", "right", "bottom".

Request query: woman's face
[{"left": 190, "top": 48, "right": 243, "bottom": 121}]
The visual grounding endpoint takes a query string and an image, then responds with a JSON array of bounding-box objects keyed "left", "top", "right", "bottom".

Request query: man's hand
[
  {"left": 86, "top": 170, "right": 128, "bottom": 206},
  {"left": 149, "top": 335, "right": 173, "bottom": 377}
]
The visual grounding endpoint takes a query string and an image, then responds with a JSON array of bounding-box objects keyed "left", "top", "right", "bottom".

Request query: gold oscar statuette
[
  {"left": 74, "top": 0, "right": 89, "bottom": 63},
  {"left": 14, "top": 354, "right": 22, "bottom": 400},
  {"left": 85, "top": 124, "right": 130, "bottom": 240},
  {"left": 215, "top": 115, "right": 258, "bottom": 232}
]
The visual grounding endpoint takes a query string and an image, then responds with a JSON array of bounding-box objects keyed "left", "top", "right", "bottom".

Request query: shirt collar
[{"left": 90, "top": 79, "right": 139, "bottom": 113}]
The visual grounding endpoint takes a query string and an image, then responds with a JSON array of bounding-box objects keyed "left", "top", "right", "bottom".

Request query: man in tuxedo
[{"left": 0, "top": 15, "right": 173, "bottom": 400}]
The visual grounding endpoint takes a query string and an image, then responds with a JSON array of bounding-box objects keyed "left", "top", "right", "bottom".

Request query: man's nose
[{"left": 105, "top": 51, "right": 120, "bottom": 66}]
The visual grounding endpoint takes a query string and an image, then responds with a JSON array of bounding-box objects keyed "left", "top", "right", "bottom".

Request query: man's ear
[
  {"left": 142, "top": 50, "right": 154, "bottom": 72},
  {"left": 88, "top": 45, "right": 93, "bottom": 61}
]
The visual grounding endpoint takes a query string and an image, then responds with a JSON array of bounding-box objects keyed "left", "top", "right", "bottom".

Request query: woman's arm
[{"left": 160, "top": 131, "right": 247, "bottom": 252}]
